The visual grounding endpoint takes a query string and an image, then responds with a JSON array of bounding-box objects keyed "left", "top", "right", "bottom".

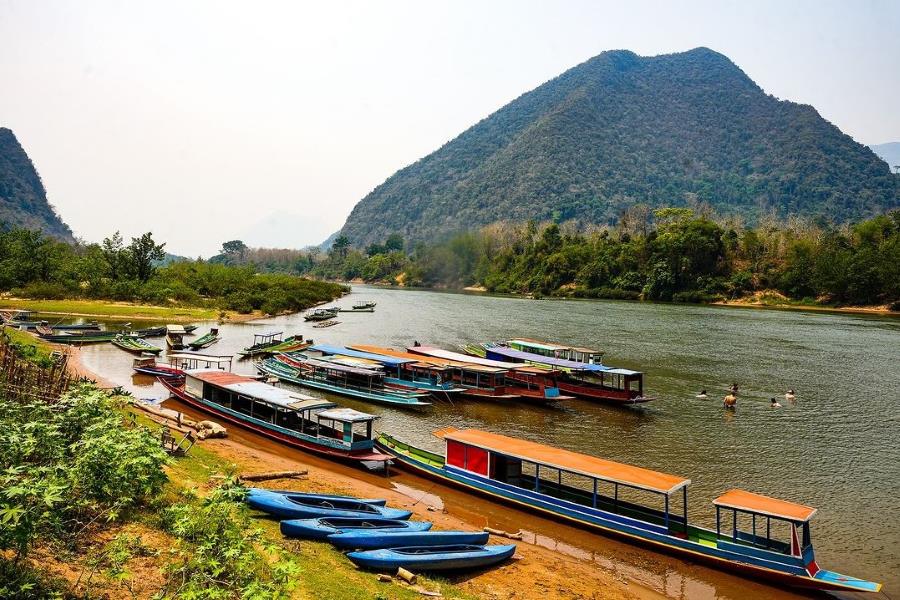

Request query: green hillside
[
  {"left": 0, "top": 127, "right": 73, "bottom": 240},
  {"left": 340, "top": 48, "right": 899, "bottom": 246}
]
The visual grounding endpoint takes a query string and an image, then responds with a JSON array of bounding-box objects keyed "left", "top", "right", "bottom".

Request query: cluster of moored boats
[
  {"left": 302, "top": 300, "right": 377, "bottom": 327},
  {"left": 149, "top": 331, "right": 880, "bottom": 593},
  {"left": 247, "top": 488, "right": 515, "bottom": 572}
]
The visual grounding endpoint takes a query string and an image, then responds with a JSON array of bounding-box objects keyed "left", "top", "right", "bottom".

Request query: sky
[{"left": 1, "top": 0, "right": 899, "bottom": 257}]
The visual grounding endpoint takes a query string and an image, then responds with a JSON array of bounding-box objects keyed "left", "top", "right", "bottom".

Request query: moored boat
[
  {"left": 304, "top": 308, "right": 340, "bottom": 321},
  {"left": 328, "top": 529, "right": 489, "bottom": 550},
  {"left": 132, "top": 356, "right": 185, "bottom": 379},
  {"left": 347, "top": 544, "right": 516, "bottom": 572},
  {"left": 352, "top": 301, "right": 377, "bottom": 309},
  {"left": 258, "top": 355, "right": 431, "bottom": 409},
  {"left": 246, "top": 491, "right": 411, "bottom": 520},
  {"left": 281, "top": 517, "right": 432, "bottom": 540},
  {"left": 238, "top": 332, "right": 309, "bottom": 357},
  {"left": 160, "top": 369, "right": 392, "bottom": 466},
  {"left": 166, "top": 324, "right": 187, "bottom": 350},
  {"left": 39, "top": 330, "right": 119, "bottom": 344},
  {"left": 375, "top": 429, "right": 881, "bottom": 593},
  {"left": 246, "top": 488, "right": 387, "bottom": 506},
  {"left": 188, "top": 327, "right": 220, "bottom": 350},
  {"left": 113, "top": 334, "right": 163, "bottom": 355}
]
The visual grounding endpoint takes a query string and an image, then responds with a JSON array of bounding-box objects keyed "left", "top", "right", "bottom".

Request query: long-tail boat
[
  {"left": 508, "top": 338, "right": 604, "bottom": 364},
  {"left": 350, "top": 345, "right": 525, "bottom": 402},
  {"left": 239, "top": 331, "right": 309, "bottom": 357},
  {"left": 258, "top": 355, "right": 431, "bottom": 409},
  {"left": 307, "top": 344, "right": 465, "bottom": 398},
  {"left": 39, "top": 330, "right": 119, "bottom": 344},
  {"left": 469, "top": 343, "right": 650, "bottom": 404},
  {"left": 113, "top": 334, "right": 163, "bottom": 354},
  {"left": 188, "top": 327, "right": 221, "bottom": 350},
  {"left": 166, "top": 325, "right": 187, "bottom": 349},
  {"left": 408, "top": 346, "right": 573, "bottom": 404},
  {"left": 352, "top": 301, "right": 376, "bottom": 309},
  {"left": 161, "top": 369, "right": 391, "bottom": 467},
  {"left": 377, "top": 429, "right": 880, "bottom": 593},
  {"left": 304, "top": 308, "right": 340, "bottom": 322}
]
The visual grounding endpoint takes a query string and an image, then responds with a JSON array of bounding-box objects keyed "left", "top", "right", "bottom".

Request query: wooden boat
[
  {"left": 39, "top": 331, "right": 118, "bottom": 344},
  {"left": 408, "top": 346, "right": 573, "bottom": 404},
  {"left": 160, "top": 369, "right": 391, "bottom": 466},
  {"left": 238, "top": 332, "right": 307, "bottom": 357},
  {"left": 376, "top": 429, "right": 881, "bottom": 593},
  {"left": 246, "top": 489, "right": 412, "bottom": 520},
  {"left": 339, "top": 307, "right": 374, "bottom": 313},
  {"left": 166, "top": 324, "right": 187, "bottom": 349},
  {"left": 133, "top": 325, "right": 167, "bottom": 337},
  {"left": 281, "top": 518, "right": 431, "bottom": 540},
  {"left": 304, "top": 308, "right": 340, "bottom": 321},
  {"left": 132, "top": 356, "right": 184, "bottom": 379},
  {"left": 309, "top": 344, "right": 465, "bottom": 397},
  {"left": 347, "top": 544, "right": 516, "bottom": 572},
  {"left": 258, "top": 356, "right": 431, "bottom": 409},
  {"left": 352, "top": 301, "right": 377, "bottom": 309},
  {"left": 313, "top": 320, "right": 339, "bottom": 328},
  {"left": 188, "top": 327, "right": 220, "bottom": 350},
  {"left": 350, "top": 345, "right": 524, "bottom": 402},
  {"left": 22, "top": 320, "right": 102, "bottom": 331},
  {"left": 473, "top": 343, "right": 650, "bottom": 404},
  {"left": 329, "top": 529, "right": 489, "bottom": 550},
  {"left": 35, "top": 321, "right": 54, "bottom": 336},
  {"left": 113, "top": 334, "right": 163, "bottom": 355},
  {"left": 508, "top": 338, "right": 604, "bottom": 364}
]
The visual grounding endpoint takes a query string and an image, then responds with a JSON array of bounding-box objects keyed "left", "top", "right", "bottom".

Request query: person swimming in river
[
  {"left": 723, "top": 393, "right": 737, "bottom": 408},
  {"left": 696, "top": 389, "right": 708, "bottom": 399},
  {"left": 770, "top": 397, "right": 782, "bottom": 408},
  {"left": 729, "top": 382, "right": 739, "bottom": 395},
  {"left": 785, "top": 389, "right": 796, "bottom": 401}
]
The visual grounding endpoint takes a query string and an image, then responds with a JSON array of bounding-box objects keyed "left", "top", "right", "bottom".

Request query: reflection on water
[{"left": 67, "top": 286, "right": 900, "bottom": 596}]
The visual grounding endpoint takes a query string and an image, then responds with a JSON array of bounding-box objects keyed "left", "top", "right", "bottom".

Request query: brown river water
[{"left": 69, "top": 285, "right": 899, "bottom": 598}]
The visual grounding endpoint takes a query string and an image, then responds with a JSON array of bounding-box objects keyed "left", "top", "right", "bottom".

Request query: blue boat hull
[
  {"left": 281, "top": 518, "right": 432, "bottom": 540},
  {"left": 246, "top": 488, "right": 387, "bottom": 506},
  {"left": 329, "top": 530, "right": 489, "bottom": 550},
  {"left": 246, "top": 490, "right": 412, "bottom": 520},
  {"left": 347, "top": 544, "right": 516, "bottom": 572}
]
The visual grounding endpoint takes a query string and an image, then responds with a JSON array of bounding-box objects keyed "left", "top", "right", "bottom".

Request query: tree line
[
  {"left": 308, "top": 208, "right": 900, "bottom": 308},
  {"left": 0, "top": 225, "right": 345, "bottom": 315}
]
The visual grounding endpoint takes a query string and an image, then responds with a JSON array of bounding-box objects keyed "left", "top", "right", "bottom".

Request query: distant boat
[
  {"left": 239, "top": 333, "right": 310, "bottom": 357},
  {"left": 166, "top": 324, "right": 187, "bottom": 350},
  {"left": 160, "top": 368, "right": 391, "bottom": 466},
  {"left": 352, "top": 301, "right": 377, "bottom": 309},
  {"left": 304, "top": 307, "right": 340, "bottom": 321},
  {"left": 39, "top": 331, "right": 119, "bottom": 344},
  {"left": 377, "top": 429, "right": 881, "bottom": 593},
  {"left": 188, "top": 327, "right": 220, "bottom": 350}
]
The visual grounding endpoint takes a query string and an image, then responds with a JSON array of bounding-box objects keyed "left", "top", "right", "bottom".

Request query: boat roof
[
  {"left": 166, "top": 324, "right": 187, "bottom": 333},
  {"left": 409, "top": 346, "right": 521, "bottom": 369},
  {"left": 349, "top": 345, "right": 505, "bottom": 374},
  {"left": 186, "top": 369, "right": 332, "bottom": 411},
  {"left": 322, "top": 355, "right": 384, "bottom": 370},
  {"left": 316, "top": 407, "right": 378, "bottom": 423},
  {"left": 486, "top": 345, "right": 610, "bottom": 372},
  {"left": 311, "top": 344, "right": 415, "bottom": 366},
  {"left": 510, "top": 338, "right": 602, "bottom": 355},
  {"left": 302, "top": 357, "right": 383, "bottom": 377},
  {"left": 167, "top": 352, "right": 233, "bottom": 364},
  {"left": 443, "top": 429, "right": 690, "bottom": 494},
  {"left": 713, "top": 489, "right": 817, "bottom": 522}
]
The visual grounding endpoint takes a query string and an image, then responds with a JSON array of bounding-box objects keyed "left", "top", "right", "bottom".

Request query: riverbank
[
  {"left": 0, "top": 298, "right": 263, "bottom": 322},
  {"left": 61, "top": 344, "right": 650, "bottom": 600},
  {"left": 713, "top": 291, "right": 900, "bottom": 316}
]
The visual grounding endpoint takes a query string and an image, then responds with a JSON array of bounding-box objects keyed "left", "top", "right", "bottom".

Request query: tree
[
  {"left": 126, "top": 232, "right": 166, "bottom": 282},
  {"left": 101, "top": 231, "right": 126, "bottom": 280},
  {"left": 331, "top": 235, "right": 350, "bottom": 259},
  {"left": 384, "top": 233, "right": 404, "bottom": 253},
  {"left": 220, "top": 240, "right": 248, "bottom": 262}
]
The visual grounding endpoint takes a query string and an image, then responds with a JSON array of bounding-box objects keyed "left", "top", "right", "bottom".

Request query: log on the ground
[
  {"left": 196, "top": 420, "right": 227, "bottom": 439},
  {"left": 377, "top": 574, "right": 392, "bottom": 583},
  {"left": 483, "top": 526, "right": 524, "bottom": 540},
  {"left": 239, "top": 470, "right": 309, "bottom": 482},
  {"left": 397, "top": 567, "right": 417, "bottom": 584}
]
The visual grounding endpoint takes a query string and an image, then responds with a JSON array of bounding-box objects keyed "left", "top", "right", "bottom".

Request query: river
[{"left": 73, "top": 285, "right": 900, "bottom": 597}]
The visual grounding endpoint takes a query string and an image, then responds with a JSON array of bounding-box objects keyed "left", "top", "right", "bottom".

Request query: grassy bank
[{"left": 1, "top": 298, "right": 232, "bottom": 322}]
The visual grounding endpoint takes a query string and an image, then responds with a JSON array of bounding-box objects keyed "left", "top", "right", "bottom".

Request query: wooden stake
[
  {"left": 377, "top": 574, "right": 392, "bottom": 583},
  {"left": 397, "top": 567, "right": 417, "bottom": 584}
]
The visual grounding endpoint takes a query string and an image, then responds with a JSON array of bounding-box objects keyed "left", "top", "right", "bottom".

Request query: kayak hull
[
  {"left": 246, "top": 490, "right": 411, "bottom": 520},
  {"left": 347, "top": 544, "right": 516, "bottom": 572},
  {"left": 246, "top": 488, "right": 387, "bottom": 506},
  {"left": 281, "top": 518, "right": 432, "bottom": 540},
  {"left": 329, "top": 530, "right": 489, "bottom": 550}
]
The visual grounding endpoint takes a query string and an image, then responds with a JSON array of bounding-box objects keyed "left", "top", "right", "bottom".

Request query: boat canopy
[
  {"left": 486, "top": 345, "right": 609, "bottom": 372},
  {"left": 410, "top": 346, "right": 521, "bottom": 369},
  {"left": 508, "top": 338, "right": 572, "bottom": 352},
  {"left": 311, "top": 344, "right": 415, "bottom": 366},
  {"left": 350, "top": 345, "right": 506, "bottom": 373},
  {"left": 713, "top": 489, "right": 817, "bottom": 522},
  {"left": 166, "top": 324, "right": 187, "bottom": 334},
  {"left": 303, "top": 357, "right": 384, "bottom": 377},
  {"left": 186, "top": 369, "right": 331, "bottom": 411},
  {"left": 316, "top": 407, "right": 378, "bottom": 423},
  {"left": 444, "top": 429, "right": 690, "bottom": 495},
  {"left": 168, "top": 352, "right": 233, "bottom": 363}
]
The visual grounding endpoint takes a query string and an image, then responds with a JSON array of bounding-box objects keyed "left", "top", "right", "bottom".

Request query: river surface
[{"left": 71, "top": 286, "right": 900, "bottom": 597}]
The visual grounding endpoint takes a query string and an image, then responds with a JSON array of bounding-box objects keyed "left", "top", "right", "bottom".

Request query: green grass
[
  {"left": 127, "top": 408, "right": 476, "bottom": 600},
  {"left": 1, "top": 326, "right": 53, "bottom": 363},
  {"left": 2, "top": 299, "right": 222, "bottom": 322}
]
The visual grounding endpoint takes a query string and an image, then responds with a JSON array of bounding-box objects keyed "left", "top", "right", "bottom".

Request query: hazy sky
[{"left": 2, "top": 0, "right": 898, "bottom": 256}]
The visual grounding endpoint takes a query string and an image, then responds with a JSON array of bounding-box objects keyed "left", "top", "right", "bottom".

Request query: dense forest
[
  {"left": 311, "top": 209, "right": 900, "bottom": 308},
  {"left": 0, "top": 128, "right": 73, "bottom": 241},
  {"left": 0, "top": 225, "right": 345, "bottom": 314},
  {"left": 340, "top": 48, "right": 899, "bottom": 246}
]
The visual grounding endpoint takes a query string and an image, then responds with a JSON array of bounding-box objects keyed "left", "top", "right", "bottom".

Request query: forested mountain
[
  {"left": 340, "top": 48, "right": 899, "bottom": 246},
  {"left": 0, "top": 128, "right": 73, "bottom": 241}
]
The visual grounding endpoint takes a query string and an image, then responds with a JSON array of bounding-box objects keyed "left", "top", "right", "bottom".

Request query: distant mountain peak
[
  {"left": 0, "top": 127, "right": 73, "bottom": 241},
  {"left": 339, "top": 48, "right": 898, "bottom": 247}
]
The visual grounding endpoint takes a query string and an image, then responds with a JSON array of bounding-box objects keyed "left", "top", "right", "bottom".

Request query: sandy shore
[{"left": 712, "top": 299, "right": 899, "bottom": 317}]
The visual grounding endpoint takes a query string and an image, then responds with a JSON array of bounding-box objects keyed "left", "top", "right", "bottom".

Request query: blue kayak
[
  {"left": 281, "top": 517, "right": 432, "bottom": 540},
  {"left": 329, "top": 529, "right": 490, "bottom": 550},
  {"left": 247, "top": 492, "right": 411, "bottom": 520},
  {"left": 347, "top": 544, "right": 516, "bottom": 572},
  {"left": 246, "top": 488, "right": 387, "bottom": 506}
]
